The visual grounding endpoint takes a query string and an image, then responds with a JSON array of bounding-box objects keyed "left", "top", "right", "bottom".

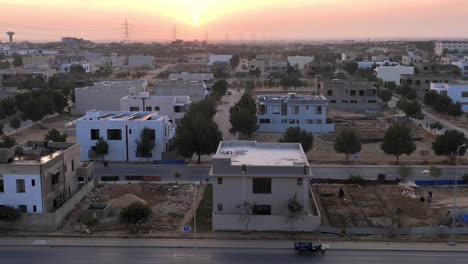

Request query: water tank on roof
[{"left": 140, "top": 92, "right": 150, "bottom": 99}]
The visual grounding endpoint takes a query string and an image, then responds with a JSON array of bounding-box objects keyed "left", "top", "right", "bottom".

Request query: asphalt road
[
  {"left": 0, "top": 247, "right": 467, "bottom": 264},
  {"left": 214, "top": 87, "right": 244, "bottom": 141}
]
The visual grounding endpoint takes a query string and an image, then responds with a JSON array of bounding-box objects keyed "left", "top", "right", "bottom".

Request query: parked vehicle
[{"left": 294, "top": 242, "right": 326, "bottom": 255}]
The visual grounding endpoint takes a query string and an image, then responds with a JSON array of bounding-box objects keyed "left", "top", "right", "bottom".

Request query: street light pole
[
  {"left": 450, "top": 144, "right": 465, "bottom": 246},
  {"left": 193, "top": 181, "right": 200, "bottom": 255}
]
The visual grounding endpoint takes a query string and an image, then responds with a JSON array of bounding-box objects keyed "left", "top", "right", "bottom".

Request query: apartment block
[
  {"left": 376, "top": 65, "right": 414, "bottom": 85},
  {"left": 318, "top": 79, "right": 378, "bottom": 111},
  {"left": 430, "top": 82, "right": 468, "bottom": 112},
  {"left": 76, "top": 111, "right": 174, "bottom": 162},
  {"left": 211, "top": 141, "right": 321, "bottom": 231},
  {"left": 435, "top": 41, "right": 468, "bottom": 56},
  {"left": 120, "top": 92, "right": 191, "bottom": 125},
  {"left": 73, "top": 80, "right": 147, "bottom": 115},
  {"left": 257, "top": 93, "right": 335, "bottom": 133}
]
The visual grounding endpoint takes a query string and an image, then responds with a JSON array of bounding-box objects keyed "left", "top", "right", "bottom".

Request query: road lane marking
[{"left": 33, "top": 240, "right": 47, "bottom": 245}]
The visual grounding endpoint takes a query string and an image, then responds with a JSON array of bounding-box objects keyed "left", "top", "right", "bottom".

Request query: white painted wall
[
  {"left": 287, "top": 56, "right": 314, "bottom": 70},
  {"left": 0, "top": 174, "right": 43, "bottom": 213},
  {"left": 376, "top": 66, "right": 414, "bottom": 85}
]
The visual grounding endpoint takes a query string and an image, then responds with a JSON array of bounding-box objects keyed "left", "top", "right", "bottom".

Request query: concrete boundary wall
[
  {"left": 0, "top": 180, "right": 95, "bottom": 231},
  {"left": 318, "top": 226, "right": 468, "bottom": 235}
]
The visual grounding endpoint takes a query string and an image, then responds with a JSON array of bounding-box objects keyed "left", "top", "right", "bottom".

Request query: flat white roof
[{"left": 215, "top": 141, "right": 308, "bottom": 166}]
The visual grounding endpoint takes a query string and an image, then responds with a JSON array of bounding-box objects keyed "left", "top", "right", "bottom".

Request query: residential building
[
  {"left": 435, "top": 41, "right": 468, "bottom": 56},
  {"left": 61, "top": 37, "right": 94, "bottom": 49},
  {"left": 212, "top": 61, "right": 232, "bottom": 75},
  {"left": 401, "top": 52, "right": 422, "bottom": 65},
  {"left": 76, "top": 111, "right": 174, "bottom": 162},
  {"left": 341, "top": 51, "right": 362, "bottom": 61},
  {"left": 0, "top": 87, "right": 27, "bottom": 100},
  {"left": 185, "top": 53, "right": 209, "bottom": 64},
  {"left": 430, "top": 82, "right": 468, "bottom": 112},
  {"left": 318, "top": 79, "right": 379, "bottom": 111},
  {"left": 441, "top": 54, "right": 468, "bottom": 65},
  {"left": 0, "top": 140, "right": 94, "bottom": 214},
  {"left": 248, "top": 59, "right": 267, "bottom": 73},
  {"left": 208, "top": 54, "right": 233, "bottom": 65},
  {"left": 256, "top": 93, "right": 335, "bottom": 133},
  {"left": 55, "top": 54, "right": 85, "bottom": 66},
  {"left": 306, "top": 61, "right": 334, "bottom": 77},
  {"left": 127, "top": 55, "right": 153, "bottom": 68},
  {"left": 371, "top": 54, "right": 389, "bottom": 62},
  {"left": 376, "top": 65, "right": 414, "bottom": 85},
  {"left": 22, "top": 55, "right": 55, "bottom": 69},
  {"left": 357, "top": 60, "right": 399, "bottom": 69},
  {"left": 287, "top": 56, "right": 314, "bottom": 70},
  {"left": 120, "top": 93, "right": 191, "bottom": 125},
  {"left": 0, "top": 68, "right": 56, "bottom": 87},
  {"left": 211, "top": 141, "right": 321, "bottom": 231},
  {"left": 154, "top": 79, "right": 207, "bottom": 102},
  {"left": 73, "top": 80, "right": 147, "bottom": 115},
  {"left": 400, "top": 74, "right": 455, "bottom": 92},
  {"left": 452, "top": 61, "right": 468, "bottom": 77},
  {"left": 59, "top": 63, "right": 92, "bottom": 73}
]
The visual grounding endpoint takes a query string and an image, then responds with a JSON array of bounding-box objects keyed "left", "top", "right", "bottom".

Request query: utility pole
[
  {"left": 121, "top": 18, "right": 131, "bottom": 43},
  {"left": 240, "top": 32, "right": 243, "bottom": 43},
  {"left": 224, "top": 32, "right": 229, "bottom": 43},
  {"left": 204, "top": 32, "right": 208, "bottom": 43}
]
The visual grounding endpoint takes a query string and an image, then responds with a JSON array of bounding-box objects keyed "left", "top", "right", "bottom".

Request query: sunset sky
[{"left": 1, "top": 0, "right": 467, "bottom": 42}]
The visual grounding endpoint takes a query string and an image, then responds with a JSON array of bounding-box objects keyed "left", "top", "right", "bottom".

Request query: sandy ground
[
  {"left": 10, "top": 114, "right": 79, "bottom": 144},
  {"left": 61, "top": 183, "right": 205, "bottom": 234},
  {"left": 315, "top": 184, "right": 468, "bottom": 228}
]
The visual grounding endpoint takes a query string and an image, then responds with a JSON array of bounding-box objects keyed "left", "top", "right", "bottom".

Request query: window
[
  {"left": 0, "top": 179, "right": 3, "bottom": 193},
  {"left": 291, "top": 106, "right": 300, "bottom": 115},
  {"left": 272, "top": 105, "right": 280, "bottom": 114},
  {"left": 253, "top": 178, "right": 271, "bottom": 194},
  {"left": 146, "top": 106, "right": 152, "bottom": 111},
  {"left": 16, "top": 179, "right": 25, "bottom": 193},
  {"left": 107, "top": 129, "right": 122, "bottom": 140},
  {"left": 462, "top": 92, "right": 468, "bottom": 98},
  {"left": 297, "top": 178, "right": 303, "bottom": 185},
  {"left": 259, "top": 119, "right": 271, "bottom": 124},
  {"left": 18, "top": 205, "right": 27, "bottom": 213},
  {"left": 342, "top": 100, "right": 348, "bottom": 103},
  {"left": 51, "top": 172, "right": 60, "bottom": 185},
  {"left": 129, "top": 106, "right": 139, "bottom": 111},
  {"left": 217, "top": 177, "right": 223, "bottom": 184},
  {"left": 281, "top": 119, "right": 287, "bottom": 124},
  {"left": 149, "top": 129, "right": 156, "bottom": 140},
  {"left": 31, "top": 179, "right": 35, "bottom": 187},
  {"left": 350, "top": 90, "right": 356, "bottom": 96},
  {"left": 33, "top": 205, "right": 37, "bottom": 212},
  {"left": 253, "top": 204, "right": 271, "bottom": 215},
  {"left": 305, "top": 119, "right": 314, "bottom": 124},
  {"left": 327, "top": 90, "right": 333, "bottom": 96},
  {"left": 315, "top": 119, "right": 323, "bottom": 124},
  {"left": 316, "top": 106, "right": 322, "bottom": 114},
  {"left": 217, "top": 204, "right": 223, "bottom": 211},
  {"left": 174, "top": 106, "right": 182, "bottom": 113},
  {"left": 71, "top": 160, "right": 75, "bottom": 171},
  {"left": 154, "top": 106, "right": 160, "bottom": 111},
  {"left": 368, "top": 100, "right": 377, "bottom": 103},
  {"left": 330, "top": 100, "right": 336, "bottom": 103},
  {"left": 359, "top": 90, "right": 365, "bottom": 96},
  {"left": 90, "top": 129, "right": 100, "bottom": 140},
  {"left": 78, "top": 177, "right": 84, "bottom": 182}
]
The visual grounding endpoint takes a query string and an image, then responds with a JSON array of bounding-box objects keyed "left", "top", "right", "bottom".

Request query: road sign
[
  {"left": 182, "top": 225, "right": 192, "bottom": 232},
  {"left": 353, "top": 154, "right": 359, "bottom": 159}
]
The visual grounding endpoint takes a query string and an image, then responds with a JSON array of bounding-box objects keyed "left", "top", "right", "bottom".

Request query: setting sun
[{"left": 191, "top": 15, "right": 200, "bottom": 25}]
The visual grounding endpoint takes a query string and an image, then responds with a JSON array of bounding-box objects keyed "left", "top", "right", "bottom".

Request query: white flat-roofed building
[
  {"left": 211, "top": 141, "right": 321, "bottom": 232},
  {"left": 430, "top": 82, "right": 468, "bottom": 112},
  {"left": 451, "top": 61, "right": 468, "bottom": 77},
  {"left": 120, "top": 93, "right": 191, "bottom": 125},
  {"left": 76, "top": 111, "right": 174, "bottom": 162},
  {"left": 185, "top": 53, "right": 209, "bottom": 64},
  {"left": 0, "top": 141, "right": 94, "bottom": 214},
  {"left": 256, "top": 93, "right": 335, "bottom": 133},
  {"left": 168, "top": 72, "right": 214, "bottom": 84},
  {"left": 435, "top": 41, "right": 468, "bottom": 56},
  {"left": 208, "top": 54, "right": 232, "bottom": 65},
  {"left": 127, "top": 55, "right": 153, "bottom": 68},
  {"left": 73, "top": 80, "right": 147, "bottom": 115},
  {"left": 154, "top": 79, "right": 207, "bottom": 102},
  {"left": 376, "top": 65, "right": 414, "bottom": 85},
  {"left": 287, "top": 56, "right": 314, "bottom": 70}
]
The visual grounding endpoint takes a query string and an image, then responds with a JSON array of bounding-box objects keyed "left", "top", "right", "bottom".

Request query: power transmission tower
[
  {"left": 172, "top": 25, "right": 177, "bottom": 41},
  {"left": 121, "top": 18, "right": 131, "bottom": 43},
  {"left": 224, "top": 32, "right": 229, "bottom": 43}
]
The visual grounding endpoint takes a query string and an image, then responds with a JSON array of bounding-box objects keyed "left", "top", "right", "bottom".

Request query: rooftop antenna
[{"left": 121, "top": 18, "right": 131, "bottom": 43}]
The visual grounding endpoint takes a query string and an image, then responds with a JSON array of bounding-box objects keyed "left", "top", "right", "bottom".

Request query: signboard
[
  {"left": 353, "top": 154, "right": 359, "bottom": 159},
  {"left": 182, "top": 225, "right": 192, "bottom": 232}
]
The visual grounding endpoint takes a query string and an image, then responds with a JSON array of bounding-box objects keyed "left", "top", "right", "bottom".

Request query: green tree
[
  {"left": 381, "top": 124, "right": 416, "bottom": 164},
  {"left": 0, "top": 205, "right": 20, "bottom": 222},
  {"left": 1, "top": 97, "right": 17, "bottom": 116},
  {"left": 429, "top": 166, "right": 442, "bottom": 185},
  {"left": 230, "top": 54, "right": 240, "bottom": 69},
  {"left": 174, "top": 112, "right": 222, "bottom": 163},
  {"left": 120, "top": 201, "right": 152, "bottom": 224},
  {"left": 402, "top": 100, "right": 422, "bottom": 119},
  {"left": 334, "top": 128, "right": 362, "bottom": 162},
  {"left": 432, "top": 130, "right": 467, "bottom": 161},
  {"left": 211, "top": 79, "right": 228, "bottom": 100},
  {"left": 8, "top": 116, "right": 21, "bottom": 129},
  {"left": 229, "top": 108, "right": 258, "bottom": 138},
  {"left": 12, "top": 53, "right": 22, "bottom": 67},
  {"left": 287, "top": 194, "right": 304, "bottom": 233},
  {"left": 378, "top": 88, "right": 393, "bottom": 106},
  {"left": 399, "top": 165, "right": 413, "bottom": 182},
  {"left": 44, "top": 129, "right": 68, "bottom": 142},
  {"left": 70, "top": 64, "right": 85, "bottom": 74},
  {"left": 279, "top": 127, "right": 314, "bottom": 152},
  {"left": 448, "top": 102, "right": 463, "bottom": 117},
  {"left": 343, "top": 62, "right": 358, "bottom": 75},
  {"left": 23, "top": 99, "right": 45, "bottom": 123},
  {"left": 189, "top": 99, "right": 217, "bottom": 118},
  {"left": 135, "top": 127, "right": 156, "bottom": 159},
  {"left": 93, "top": 137, "right": 109, "bottom": 159},
  {"left": 0, "top": 136, "right": 16, "bottom": 148}
]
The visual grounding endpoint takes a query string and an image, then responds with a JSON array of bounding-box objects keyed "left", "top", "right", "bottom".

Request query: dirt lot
[
  {"left": 315, "top": 184, "right": 468, "bottom": 228},
  {"left": 10, "top": 114, "right": 79, "bottom": 143},
  {"left": 61, "top": 183, "right": 205, "bottom": 233},
  {"left": 254, "top": 108, "right": 459, "bottom": 165}
]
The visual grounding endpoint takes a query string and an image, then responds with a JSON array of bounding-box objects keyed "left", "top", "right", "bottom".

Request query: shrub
[
  {"left": 120, "top": 202, "right": 152, "bottom": 224},
  {"left": 0, "top": 205, "right": 20, "bottom": 222},
  {"left": 463, "top": 174, "right": 468, "bottom": 184},
  {"left": 349, "top": 175, "right": 365, "bottom": 185}
]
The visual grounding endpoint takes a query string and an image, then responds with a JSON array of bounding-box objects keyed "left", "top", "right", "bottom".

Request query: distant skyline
[{"left": 1, "top": 0, "right": 468, "bottom": 43}]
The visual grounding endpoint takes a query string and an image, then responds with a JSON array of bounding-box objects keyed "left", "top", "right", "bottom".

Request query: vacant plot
[
  {"left": 10, "top": 114, "right": 79, "bottom": 143},
  {"left": 61, "top": 183, "right": 204, "bottom": 233},
  {"left": 315, "top": 184, "right": 468, "bottom": 228}
]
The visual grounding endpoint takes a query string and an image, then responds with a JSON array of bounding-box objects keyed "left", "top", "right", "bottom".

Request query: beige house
[{"left": 211, "top": 141, "right": 321, "bottom": 232}]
